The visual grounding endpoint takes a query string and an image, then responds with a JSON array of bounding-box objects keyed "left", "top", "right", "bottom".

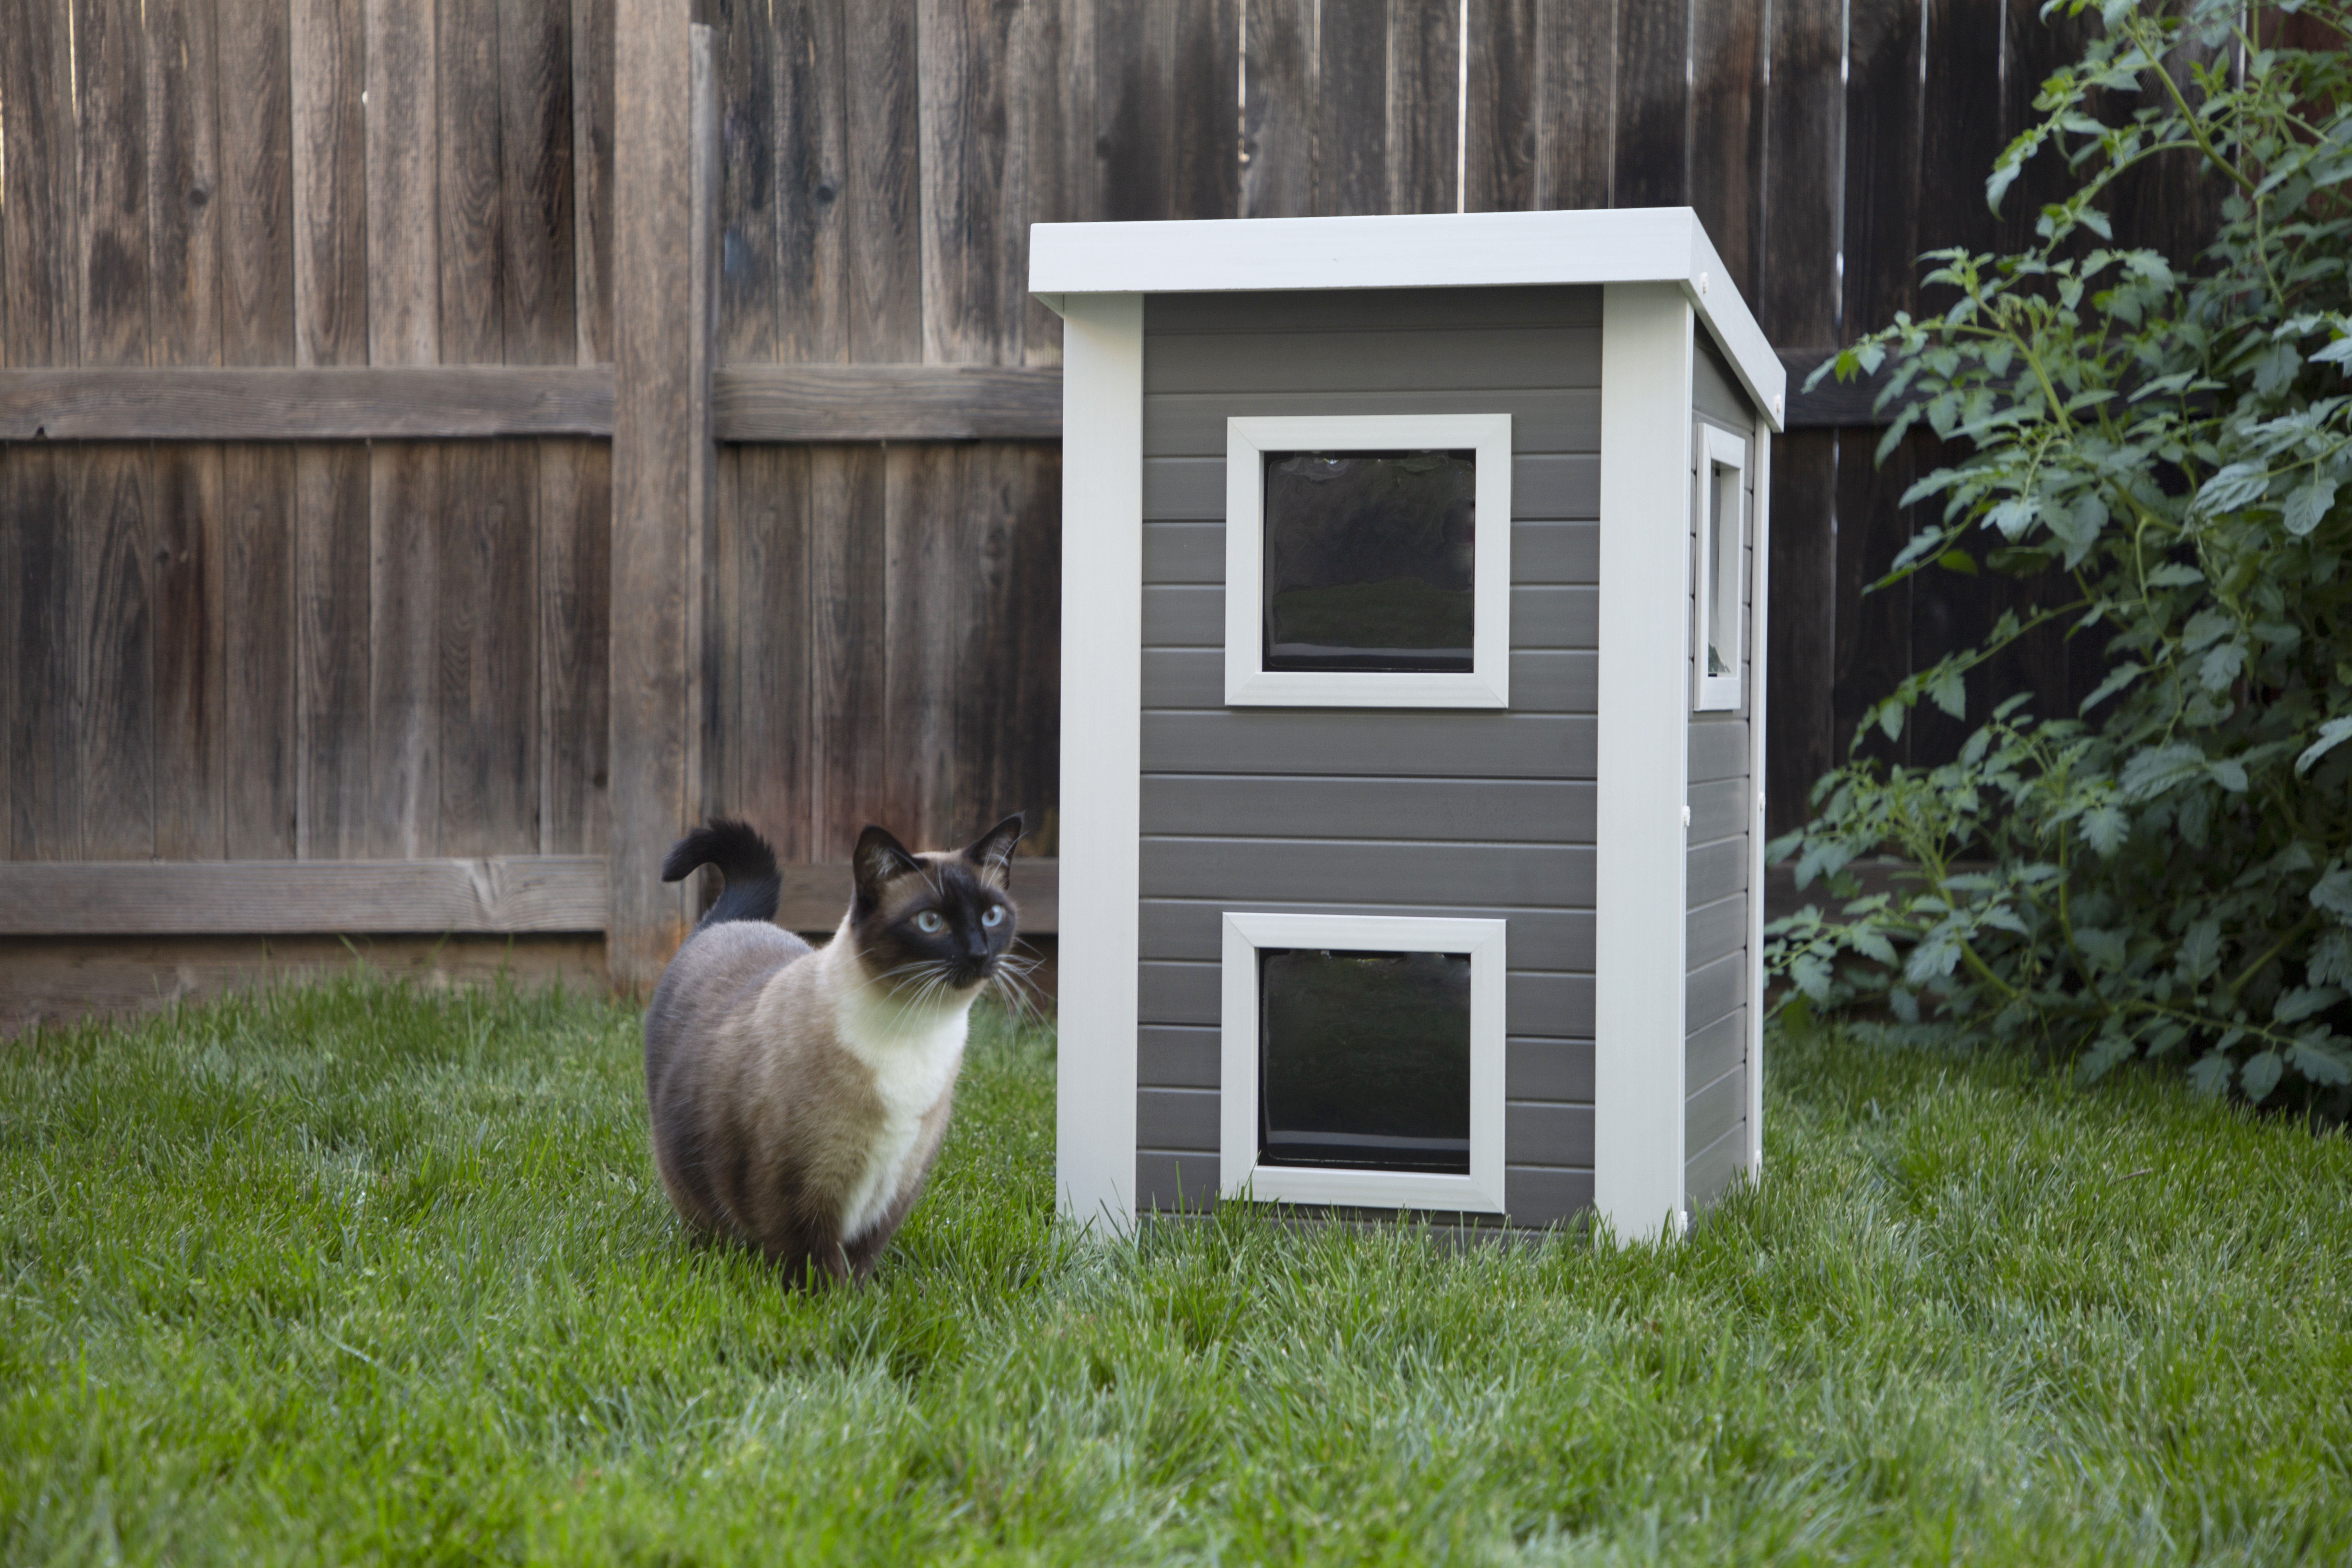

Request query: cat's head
[{"left": 849, "top": 815, "right": 1025, "bottom": 1004}]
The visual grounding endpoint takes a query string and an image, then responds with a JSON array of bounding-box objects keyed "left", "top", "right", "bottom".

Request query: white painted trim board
[
  {"left": 1054, "top": 292, "right": 1145, "bottom": 1232},
  {"left": 1593, "top": 282, "right": 1695, "bottom": 1243}
]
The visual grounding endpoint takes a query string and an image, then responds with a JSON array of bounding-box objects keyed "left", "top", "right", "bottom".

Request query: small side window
[{"left": 1694, "top": 423, "right": 1748, "bottom": 711}]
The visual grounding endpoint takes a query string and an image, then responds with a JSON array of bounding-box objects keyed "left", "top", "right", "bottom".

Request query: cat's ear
[
  {"left": 852, "top": 824, "right": 923, "bottom": 904},
  {"left": 962, "top": 813, "right": 1025, "bottom": 888}
]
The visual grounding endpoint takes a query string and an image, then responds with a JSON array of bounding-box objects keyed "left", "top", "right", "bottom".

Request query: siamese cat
[{"left": 643, "top": 813, "right": 1024, "bottom": 1285}]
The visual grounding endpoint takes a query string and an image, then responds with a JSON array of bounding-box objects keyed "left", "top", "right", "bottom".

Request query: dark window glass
[
  {"left": 1262, "top": 450, "right": 1476, "bottom": 673},
  {"left": 1258, "top": 948, "right": 1471, "bottom": 1174}
]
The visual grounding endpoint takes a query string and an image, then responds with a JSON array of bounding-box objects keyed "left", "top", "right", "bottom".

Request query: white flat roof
[{"left": 1030, "top": 207, "right": 1786, "bottom": 431}]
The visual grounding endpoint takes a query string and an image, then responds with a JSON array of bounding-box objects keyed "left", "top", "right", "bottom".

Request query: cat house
[{"left": 1032, "top": 209, "right": 1784, "bottom": 1241}]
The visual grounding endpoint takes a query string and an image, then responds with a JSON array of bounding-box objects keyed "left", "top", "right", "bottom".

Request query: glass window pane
[
  {"left": 1262, "top": 450, "right": 1477, "bottom": 673},
  {"left": 1258, "top": 948, "right": 1472, "bottom": 1174},
  {"left": 1706, "top": 463, "right": 1738, "bottom": 678}
]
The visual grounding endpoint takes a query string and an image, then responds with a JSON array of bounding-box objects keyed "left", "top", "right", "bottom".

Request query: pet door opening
[
  {"left": 1260, "top": 450, "right": 1476, "bottom": 673},
  {"left": 1257, "top": 947, "right": 1472, "bottom": 1174}
]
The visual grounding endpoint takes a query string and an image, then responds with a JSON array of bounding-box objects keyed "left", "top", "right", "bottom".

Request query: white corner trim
[
  {"left": 1746, "top": 411, "right": 1774, "bottom": 1181},
  {"left": 1027, "top": 208, "right": 1784, "bottom": 430},
  {"left": 1223, "top": 413, "right": 1512, "bottom": 709},
  {"left": 1593, "top": 282, "right": 1694, "bottom": 1245},
  {"left": 1055, "top": 292, "right": 1145, "bottom": 1232},
  {"left": 1693, "top": 422, "right": 1749, "bottom": 713},
  {"left": 1218, "top": 911, "right": 1508, "bottom": 1214}
]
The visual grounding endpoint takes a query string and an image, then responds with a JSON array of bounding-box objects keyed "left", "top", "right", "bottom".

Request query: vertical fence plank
[
  {"left": 293, "top": 0, "right": 369, "bottom": 368},
  {"left": 226, "top": 447, "right": 299, "bottom": 858},
  {"left": 1690, "top": 0, "right": 1764, "bottom": 296},
  {"left": 154, "top": 445, "right": 227, "bottom": 859},
  {"left": 921, "top": 0, "right": 1021, "bottom": 364},
  {"left": 149, "top": 0, "right": 224, "bottom": 369},
  {"left": 1242, "top": 0, "right": 1315, "bottom": 218},
  {"left": 572, "top": 0, "right": 617, "bottom": 363},
  {"left": 77, "top": 0, "right": 158, "bottom": 861},
  {"left": 219, "top": 0, "right": 296, "bottom": 366},
  {"left": 296, "top": 442, "right": 370, "bottom": 858},
  {"left": 440, "top": 0, "right": 509, "bottom": 365},
  {"left": 5, "top": 2, "right": 79, "bottom": 858},
  {"left": 367, "top": 0, "right": 442, "bottom": 859},
  {"left": 731, "top": 444, "right": 814, "bottom": 863},
  {"left": 845, "top": 0, "right": 923, "bottom": 362},
  {"left": 1610, "top": 0, "right": 1688, "bottom": 208},
  {"left": 1095, "top": 0, "right": 1172, "bottom": 222},
  {"left": 1014, "top": 0, "right": 1095, "bottom": 362},
  {"left": 1170, "top": 0, "right": 1241, "bottom": 222},
  {"left": 501, "top": 0, "right": 580, "bottom": 364},
  {"left": 776, "top": 0, "right": 850, "bottom": 362},
  {"left": 150, "top": 0, "right": 229, "bottom": 861},
  {"left": 1386, "top": 0, "right": 1460, "bottom": 215},
  {"left": 882, "top": 443, "right": 963, "bottom": 840},
  {"left": 808, "top": 443, "right": 888, "bottom": 860},
  {"left": 539, "top": 438, "right": 610, "bottom": 855},
  {"left": 1534, "top": 0, "right": 1613, "bottom": 210},
  {"left": 610, "top": 0, "right": 697, "bottom": 987},
  {"left": 1465, "top": 0, "right": 1538, "bottom": 214},
  {"left": 439, "top": 443, "right": 539, "bottom": 856},
  {"left": 718, "top": 0, "right": 780, "bottom": 362},
  {"left": 964, "top": 442, "right": 1060, "bottom": 854},
  {"left": 1314, "top": 0, "right": 1388, "bottom": 216}
]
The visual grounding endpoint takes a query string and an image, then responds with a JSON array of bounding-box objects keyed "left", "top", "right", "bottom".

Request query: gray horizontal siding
[
  {"left": 1142, "top": 648, "right": 1595, "bottom": 711},
  {"left": 1686, "top": 949, "right": 1744, "bottom": 1034},
  {"left": 1688, "top": 891, "right": 1746, "bottom": 968},
  {"left": 1144, "top": 453, "right": 1597, "bottom": 522},
  {"left": 1146, "top": 325, "right": 1603, "bottom": 394},
  {"left": 1687, "top": 777, "right": 1748, "bottom": 842},
  {"left": 1688, "top": 835, "right": 1748, "bottom": 906},
  {"left": 1146, "top": 285, "right": 1601, "bottom": 334},
  {"left": 1140, "top": 518, "right": 1597, "bottom": 584},
  {"left": 1686, "top": 1120, "right": 1748, "bottom": 1212},
  {"left": 1143, "top": 584, "right": 1597, "bottom": 649},
  {"left": 1141, "top": 1025, "right": 1221, "bottom": 1088},
  {"left": 1688, "top": 722, "right": 1748, "bottom": 784},
  {"left": 1686, "top": 1007, "right": 1744, "bottom": 1097},
  {"left": 1686, "top": 1062, "right": 1742, "bottom": 1156},
  {"left": 1142, "top": 775, "right": 1594, "bottom": 843},
  {"left": 1145, "top": 388, "right": 1599, "bottom": 457},
  {"left": 1137, "top": 1152, "right": 1218, "bottom": 1212},
  {"left": 1143, "top": 712, "right": 1596, "bottom": 780},
  {"left": 1138, "top": 960, "right": 1593, "bottom": 1038},
  {"left": 1139, "top": 1086, "right": 1220, "bottom": 1150},
  {"left": 1141, "top": 900, "right": 1593, "bottom": 969},
  {"left": 1140, "top": 1027, "right": 1595, "bottom": 1101},
  {"left": 1139, "top": 838, "right": 1595, "bottom": 909}
]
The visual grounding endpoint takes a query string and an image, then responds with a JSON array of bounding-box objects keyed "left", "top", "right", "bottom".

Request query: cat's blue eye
[
  {"left": 982, "top": 905, "right": 1005, "bottom": 928},
  {"left": 914, "top": 910, "right": 945, "bottom": 934}
]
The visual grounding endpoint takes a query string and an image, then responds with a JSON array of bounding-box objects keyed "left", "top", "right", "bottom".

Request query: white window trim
[
  {"left": 1693, "top": 422, "right": 1749, "bottom": 713},
  {"left": 1218, "top": 911, "right": 1508, "bottom": 1214},
  {"left": 1224, "top": 413, "right": 1513, "bottom": 709}
]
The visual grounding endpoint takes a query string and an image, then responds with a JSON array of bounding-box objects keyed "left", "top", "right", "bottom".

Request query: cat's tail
[{"left": 661, "top": 818, "right": 782, "bottom": 929}]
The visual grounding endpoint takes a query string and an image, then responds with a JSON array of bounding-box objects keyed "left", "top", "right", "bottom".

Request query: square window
[
  {"left": 1262, "top": 451, "right": 1477, "bottom": 675},
  {"left": 1694, "top": 423, "right": 1748, "bottom": 711},
  {"left": 1220, "top": 912, "right": 1506, "bottom": 1213},
  {"left": 1225, "top": 415, "right": 1512, "bottom": 708}
]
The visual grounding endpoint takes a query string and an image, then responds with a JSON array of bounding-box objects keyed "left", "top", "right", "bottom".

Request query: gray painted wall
[
  {"left": 1136, "top": 285, "right": 1602, "bottom": 1227},
  {"left": 1686, "top": 355, "right": 1762, "bottom": 1211}
]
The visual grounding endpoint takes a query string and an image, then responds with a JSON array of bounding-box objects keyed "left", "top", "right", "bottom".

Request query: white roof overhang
[{"left": 1030, "top": 207, "right": 1786, "bottom": 431}]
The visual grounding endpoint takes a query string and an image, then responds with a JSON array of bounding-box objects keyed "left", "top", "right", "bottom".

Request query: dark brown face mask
[{"left": 850, "top": 815, "right": 1025, "bottom": 998}]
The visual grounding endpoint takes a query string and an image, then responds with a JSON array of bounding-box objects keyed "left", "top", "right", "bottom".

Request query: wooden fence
[{"left": 0, "top": 0, "right": 2225, "bottom": 1013}]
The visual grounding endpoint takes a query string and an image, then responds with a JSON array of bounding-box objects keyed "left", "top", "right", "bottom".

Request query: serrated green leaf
[
  {"left": 2118, "top": 742, "right": 2209, "bottom": 802},
  {"left": 2311, "top": 868, "right": 2352, "bottom": 922},
  {"left": 2143, "top": 562, "right": 2204, "bottom": 587},
  {"left": 2198, "top": 641, "right": 2247, "bottom": 692},
  {"left": 2187, "top": 1050, "right": 2235, "bottom": 1095},
  {"left": 1928, "top": 666, "right": 1967, "bottom": 719},
  {"left": 2079, "top": 804, "right": 2128, "bottom": 857},
  {"left": 2274, "top": 985, "right": 2344, "bottom": 1024},
  {"left": 2241, "top": 1050, "right": 2284, "bottom": 1102},
  {"left": 2076, "top": 1032, "right": 2137, "bottom": 1084},
  {"left": 2283, "top": 474, "right": 2338, "bottom": 536},
  {"left": 2295, "top": 716, "right": 2352, "bottom": 775},
  {"left": 2196, "top": 462, "right": 2270, "bottom": 514},
  {"left": 2290, "top": 1038, "right": 2352, "bottom": 1086},
  {"left": 2207, "top": 757, "right": 2249, "bottom": 792}
]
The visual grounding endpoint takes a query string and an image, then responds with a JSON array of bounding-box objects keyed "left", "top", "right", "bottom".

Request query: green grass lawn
[{"left": 4, "top": 980, "right": 2350, "bottom": 1565}]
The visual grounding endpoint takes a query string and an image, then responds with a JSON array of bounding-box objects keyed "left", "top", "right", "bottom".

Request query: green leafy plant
[{"left": 1769, "top": 0, "right": 2352, "bottom": 1100}]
